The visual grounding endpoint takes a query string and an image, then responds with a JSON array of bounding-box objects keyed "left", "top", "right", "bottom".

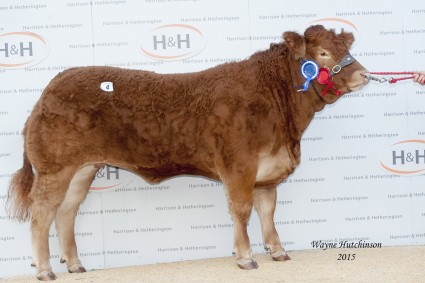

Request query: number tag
[{"left": 100, "top": 82, "right": 114, "bottom": 92}]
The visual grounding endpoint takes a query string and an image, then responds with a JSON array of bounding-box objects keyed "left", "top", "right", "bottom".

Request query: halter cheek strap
[{"left": 330, "top": 54, "right": 356, "bottom": 76}]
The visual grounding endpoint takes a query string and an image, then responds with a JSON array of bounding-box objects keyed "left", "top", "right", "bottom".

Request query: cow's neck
[
  {"left": 257, "top": 44, "right": 327, "bottom": 140},
  {"left": 289, "top": 56, "right": 327, "bottom": 135}
]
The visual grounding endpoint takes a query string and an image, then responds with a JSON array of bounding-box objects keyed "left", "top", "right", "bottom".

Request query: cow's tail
[{"left": 7, "top": 149, "right": 34, "bottom": 222}]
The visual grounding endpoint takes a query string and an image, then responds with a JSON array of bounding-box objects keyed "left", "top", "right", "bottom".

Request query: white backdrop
[{"left": 1, "top": 0, "right": 425, "bottom": 279}]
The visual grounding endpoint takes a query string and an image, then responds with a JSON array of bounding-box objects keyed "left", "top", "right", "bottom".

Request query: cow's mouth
[
  {"left": 348, "top": 71, "right": 370, "bottom": 91},
  {"left": 349, "top": 83, "right": 366, "bottom": 92}
]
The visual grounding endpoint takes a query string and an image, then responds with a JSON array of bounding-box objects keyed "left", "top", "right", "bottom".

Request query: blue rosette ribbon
[{"left": 298, "top": 60, "right": 319, "bottom": 92}]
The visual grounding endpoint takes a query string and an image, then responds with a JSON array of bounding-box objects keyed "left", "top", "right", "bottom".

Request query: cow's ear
[
  {"left": 283, "top": 31, "right": 306, "bottom": 60},
  {"left": 338, "top": 32, "right": 354, "bottom": 49}
]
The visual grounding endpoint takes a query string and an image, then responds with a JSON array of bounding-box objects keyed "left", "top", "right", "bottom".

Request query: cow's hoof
[
  {"left": 37, "top": 270, "right": 57, "bottom": 281},
  {"left": 68, "top": 264, "right": 87, "bottom": 273},
  {"left": 271, "top": 251, "right": 291, "bottom": 261},
  {"left": 272, "top": 253, "right": 291, "bottom": 261},
  {"left": 237, "top": 259, "right": 258, "bottom": 270}
]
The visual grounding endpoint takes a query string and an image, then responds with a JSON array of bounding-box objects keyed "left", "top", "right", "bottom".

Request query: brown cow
[{"left": 7, "top": 25, "right": 369, "bottom": 281}]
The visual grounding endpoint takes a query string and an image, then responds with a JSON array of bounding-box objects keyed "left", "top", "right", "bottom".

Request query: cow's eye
[{"left": 320, "top": 52, "right": 327, "bottom": 56}]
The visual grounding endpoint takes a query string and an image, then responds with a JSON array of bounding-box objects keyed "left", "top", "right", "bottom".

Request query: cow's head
[{"left": 284, "top": 25, "right": 368, "bottom": 103}]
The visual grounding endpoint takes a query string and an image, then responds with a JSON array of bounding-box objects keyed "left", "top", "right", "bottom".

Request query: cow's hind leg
[
  {"left": 253, "top": 187, "right": 290, "bottom": 261},
  {"left": 55, "top": 165, "right": 99, "bottom": 274},
  {"left": 223, "top": 170, "right": 257, "bottom": 270},
  {"left": 30, "top": 168, "right": 75, "bottom": 281}
]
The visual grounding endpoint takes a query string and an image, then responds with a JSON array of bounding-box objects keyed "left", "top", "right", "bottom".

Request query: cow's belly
[{"left": 255, "top": 147, "right": 295, "bottom": 185}]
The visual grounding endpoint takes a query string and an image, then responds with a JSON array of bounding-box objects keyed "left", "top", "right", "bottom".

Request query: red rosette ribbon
[{"left": 317, "top": 68, "right": 341, "bottom": 96}]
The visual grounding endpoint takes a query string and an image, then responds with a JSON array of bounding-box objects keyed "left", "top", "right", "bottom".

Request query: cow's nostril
[
  {"left": 360, "top": 70, "right": 370, "bottom": 77},
  {"left": 360, "top": 71, "right": 371, "bottom": 83}
]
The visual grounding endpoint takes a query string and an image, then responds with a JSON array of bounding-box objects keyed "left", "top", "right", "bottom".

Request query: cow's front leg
[
  {"left": 223, "top": 171, "right": 257, "bottom": 270},
  {"left": 253, "top": 187, "right": 290, "bottom": 261}
]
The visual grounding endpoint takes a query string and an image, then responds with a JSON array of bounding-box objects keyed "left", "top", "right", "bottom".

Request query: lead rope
[{"left": 367, "top": 72, "right": 415, "bottom": 84}]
